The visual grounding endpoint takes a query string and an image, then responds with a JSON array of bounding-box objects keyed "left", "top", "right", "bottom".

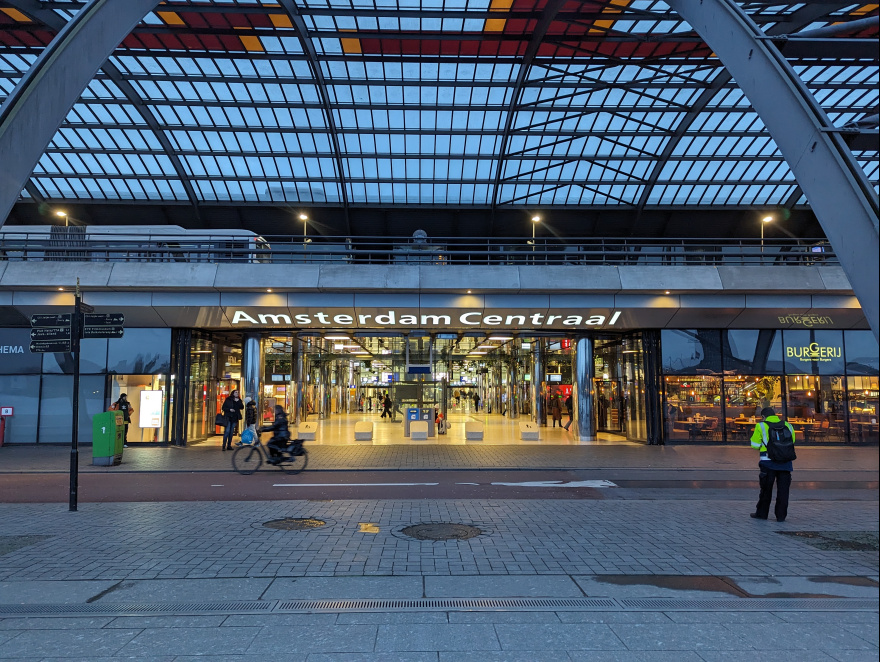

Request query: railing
[{"left": 0, "top": 232, "right": 836, "bottom": 266}]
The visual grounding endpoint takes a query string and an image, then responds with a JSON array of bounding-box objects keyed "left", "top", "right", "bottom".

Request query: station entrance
[{"left": 183, "top": 329, "right": 651, "bottom": 445}]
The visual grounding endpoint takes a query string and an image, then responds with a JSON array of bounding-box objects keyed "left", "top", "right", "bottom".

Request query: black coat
[
  {"left": 222, "top": 396, "right": 244, "bottom": 423},
  {"left": 261, "top": 411, "right": 290, "bottom": 444},
  {"left": 245, "top": 402, "right": 257, "bottom": 426}
]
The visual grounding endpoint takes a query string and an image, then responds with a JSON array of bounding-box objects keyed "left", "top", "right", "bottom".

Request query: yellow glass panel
[
  {"left": 484, "top": 18, "right": 507, "bottom": 32},
  {"left": 156, "top": 11, "right": 185, "bottom": 26},
  {"left": 341, "top": 37, "right": 362, "bottom": 54},
  {"left": 269, "top": 14, "right": 293, "bottom": 28},
  {"left": 240, "top": 35, "right": 264, "bottom": 52},
  {"left": 1, "top": 8, "right": 32, "bottom": 22},
  {"left": 489, "top": 0, "right": 513, "bottom": 9}
]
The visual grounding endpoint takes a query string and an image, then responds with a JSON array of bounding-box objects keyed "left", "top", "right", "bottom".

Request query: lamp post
[
  {"left": 761, "top": 215, "right": 773, "bottom": 255},
  {"left": 55, "top": 210, "right": 69, "bottom": 227},
  {"left": 530, "top": 215, "right": 541, "bottom": 262},
  {"left": 299, "top": 213, "right": 309, "bottom": 242}
]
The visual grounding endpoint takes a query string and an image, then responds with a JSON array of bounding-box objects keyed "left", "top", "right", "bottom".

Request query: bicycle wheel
[
  {"left": 280, "top": 449, "right": 308, "bottom": 475},
  {"left": 232, "top": 445, "right": 263, "bottom": 475}
]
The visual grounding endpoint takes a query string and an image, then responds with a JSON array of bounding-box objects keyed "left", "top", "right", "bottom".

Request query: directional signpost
[{"left": 28, "top": 282, "right": 124, "bottom": 512}]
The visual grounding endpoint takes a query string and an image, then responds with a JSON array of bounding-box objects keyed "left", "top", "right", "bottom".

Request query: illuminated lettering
[
  {"left": 483, "top": 315, "right": 502, "bottom": 325},
  {"left": 314, "top": 312, "right": 330, "bottom": 324},
  {"left": 562, "top": 316, "right": 582, "bottom": 326},
  {"left": 358, "top": 314, "right": 372, "bottom": 324},
  {"left": 585, "top": 315, "right": 606, "bottom": 326},
  {"left": 231, "top": 310, "right": 258, "bottom": 324},
  {"left": 375, "top": 311, "right": 396, "bottom": 325},
  {"left": 530, "top": 313, "right": 545, "bottom": 325},
  {"left": 295, "top": 314, "right": 311, "bottom": 325},
  {"left": 334, "top": 315, "right": 353, "bottom": 325},
  {"left": 258, "top": 313, "right": 292, "bottom": 325},
  {"left": 608, "top": 311, "right": 621, "bottom": 325},
  {"left": 421, "top": 314, "right": 451, "bottom": 326},
  {"left": 399, "top": 315, "right": 418, "bottom": 325},
  {"left": 505, "top": 315, "right": 526, "bottom": 325},
  {"left": 460, "top": 312, "right": 481, "bottom": 325}
]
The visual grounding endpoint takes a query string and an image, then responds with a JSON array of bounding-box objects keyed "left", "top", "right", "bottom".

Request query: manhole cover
[
  {"left": 778, "top": 531, "right": 879, "bottom": 552},
  {"left": 401, "top": 523, "right": 482, "bottom": 541},
  {"left": 263, "top": 518, "right": 326, "bottom": 531}
]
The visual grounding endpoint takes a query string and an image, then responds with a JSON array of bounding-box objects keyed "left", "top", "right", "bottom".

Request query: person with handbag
[
  {"left": 237, "top": 397, "right": 258, "bottom": 447},
  {"left": 220, "top": 389, "right": 244, "bottom": 451}
]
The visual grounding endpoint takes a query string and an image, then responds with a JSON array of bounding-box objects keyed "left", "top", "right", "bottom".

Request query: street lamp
[
  {"left": 55, "top": 210, "right": 69, "bottom": 227},
  {"left": 761, "top": 215, "right": 773, "bottom": 254},
  {"left": 299, "top": 213, "right": 309, "bottom": 241},
  {"left": 530, "top": 215, "right": 541, "bottom": 263}
]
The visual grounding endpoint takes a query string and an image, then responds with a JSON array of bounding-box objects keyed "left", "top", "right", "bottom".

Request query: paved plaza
[{"left": 0, "top": 440, "right": 877, "bottom": 659}]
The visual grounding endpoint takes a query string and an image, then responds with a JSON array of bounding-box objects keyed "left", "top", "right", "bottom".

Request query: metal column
[
  {"left": 507, "top": 354, "right": 519, "bottom": 419},
  {"left": 573, "top": 336, "right": 596, "bottom": 441},
  {"left": 532, "top": 339, "right": 545, "bottom": 425},
  {"left": 293, "top": 337, "right": 305, "bottom": 425},
  {"left": 241, "top": 333, "right": 261, "bottom": 407}
]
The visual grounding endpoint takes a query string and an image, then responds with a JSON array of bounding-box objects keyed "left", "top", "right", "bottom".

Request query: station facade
[{"left": 1, "top": 260, "right": 876, "bottom": 447}]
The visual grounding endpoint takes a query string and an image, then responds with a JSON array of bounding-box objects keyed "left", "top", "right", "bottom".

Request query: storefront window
[
  {"left": 0, "top": 328, "right": 41, "bottom": 374},
  {"left": 663, "top": 375, "right": 722, "bottom": 441},
  {"left": 661, "top": 330, "right": 722, "bottom": 375},
  {"left": 846, "top": 376, "right": 878, "bottom": 443},
  {"left": 785, "top": 375, "right": 846, "bottom": 442},
  {"left": 109, "top": 374, "right": 169, "bottom": 443},
  {"left": 187, "top": 336, "right": 214, "bottom": 442},
  {"left": 0, "top": 375, "right": 40, "bottom": 444},
  {"left": 723, "top": 330, "right": 783, "bottom": 374},
  {"left": 38, "top": 375, "right": 105, "bottom": 445},
  {"left": 263, "top": 336, "right": 293, "bottom": 423},
  {"left": 107, "top": 328, "right": 171, "bottom": 375},
  {"left": 723, "top": 376, "right": 783, "bottom": 442},
  {"left": 42, "top": 338, "right": 108, "bottom": 374},
  {"left": 845, "top": 331, "right": 879, "bottom": 375},
  {"left": 782, "top": 330, "right": 845, "bottom": 375}
]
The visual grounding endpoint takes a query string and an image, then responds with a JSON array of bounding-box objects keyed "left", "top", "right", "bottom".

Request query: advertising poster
[{"left": 139, "top": 390, "right": 164, "bottom": 428}]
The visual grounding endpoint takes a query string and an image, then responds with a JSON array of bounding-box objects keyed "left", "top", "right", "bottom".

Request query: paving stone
[
  {"left": 608, "top": 623, "right": 752, "bottom": 651},
  {"left": 556, "top": 611, "right": 673, "bottom": 624},
  {"left": 0, "top": 580, "right": 118, "bottom": 604},
  {"left": 567, "top": 653, "right": 705, "bottom": 662},
  {"left": 92, "top": 577, "right": 273, "bottom": 602},
  {"left": 222, "top": 613, "right": 338, "bottom": 627},
  {"left": 310, "top": 655, "right": 436, "bottom": 662},
  {"left": 116, "top": 625, "right": 260, "bottom": 656},
  {"left": 425, "top": 575, "right": 581, "bottom": 597},
  {"left": 375, "top": 624, "right": 499, "bottom": 652},
  {"left": 264, "top": 576, "right": 424, "bottom": 599},
  {"left": 441, "top": 653, "right": 571, "bottom": 662},
  {"left": 337, "top": 612, "right": 449, "bottom": 624},
  {"left": 0, "top": 616, "right": 113, "bottom": 629},
  {"left": 106, "top": 615, "right": 226, "bottom": 628},
  {"left": 0, "top": 628, "right": 140, "bottom": 657},
  {"left": 245, "top": 624, "right": 377, "bottom": 654},
  {"left": 697, "top": 652, "right": 837, "bottom": 662},
  {"left": 731, "top": 576, "right": 880, "bottom": 598},
  {"left": 723, "top": 622, "right": 877, "bottom": 651},
  {"left": 448, "top": 611, "right": 561, "bottom": 623},
  {"left": 495, "top": 623, "right": 626, "bottom": 650}
]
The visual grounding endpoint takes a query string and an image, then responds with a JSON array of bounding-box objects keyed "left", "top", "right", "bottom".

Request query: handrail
[{"left": 0, "top": 233, "right": 836, "bottom": 266}]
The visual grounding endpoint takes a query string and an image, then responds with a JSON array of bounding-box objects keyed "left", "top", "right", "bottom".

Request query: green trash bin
[{"left": 92, "top": 411, "right": 124, "bottom": 466}]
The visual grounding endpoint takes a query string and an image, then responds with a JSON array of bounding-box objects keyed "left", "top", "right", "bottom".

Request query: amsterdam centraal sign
[{"left": 229, "top": 309, "right": 623, "bottom": 329}]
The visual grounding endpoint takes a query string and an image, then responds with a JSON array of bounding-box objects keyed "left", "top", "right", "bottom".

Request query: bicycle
[{"left": 231, "top": 435, "right": 309, "bottom": 475}]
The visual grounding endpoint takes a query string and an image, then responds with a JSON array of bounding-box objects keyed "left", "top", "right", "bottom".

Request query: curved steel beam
[
  {"left": 0, "top": 0, "right": 160, "bottom": 229},
  {"left": 278, "top": 0, "right": 351, "bottom": 235},
  {"left": 489, "top": 0, "right": 567, "bottom": 232},
  {"left": 4, "top": 0, "right": 200, "bottom": 221},
  {"left": 636, "top": 3, "right": 843, "bottom": 215},
  {"left": 666, "top": 0, "right": 879, "bottom": 340}
]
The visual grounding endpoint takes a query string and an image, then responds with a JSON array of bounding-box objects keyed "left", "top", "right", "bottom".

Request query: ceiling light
[
  {"left": 325, "top": 335, "right": 350, "bottom": 340},
  {"left": 488, "top": 336, "right": 512, "bottom": 341},
  {"left": 266, "top": 289, "right": 272, "bottom": 292}
]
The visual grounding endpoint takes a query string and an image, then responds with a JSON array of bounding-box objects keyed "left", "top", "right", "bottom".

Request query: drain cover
[
  {"left": 401, "top": 523, "right": 482, "bottom": 541},
  {"left": 778, "top": 531, "right": 879, "bottom": 552},
  {"left": 263, "top": 518, "right": 326, "bottom": 531}
]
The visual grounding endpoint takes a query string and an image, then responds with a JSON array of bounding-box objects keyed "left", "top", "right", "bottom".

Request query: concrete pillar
[
  {"left": 240, "top": 333, "right": 261, "bottom": 407},
  {"left": 573, "top": 336, "right": 596, "bottom": 441}
]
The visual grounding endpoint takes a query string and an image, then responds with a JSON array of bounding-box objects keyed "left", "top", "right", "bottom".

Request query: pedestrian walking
[
  {"left": 563, "top": 394, "right": 573, "bottom": 431},
  {"left": 472, "top": 392, "right": 481, "bottom": 412},
  {"left": 550, "top": 393, "right": 563, "bottom": 427},
  {"left": 220, "top": 389, "right": 244, "bottom": 451},
  {"left": 750, "top": 406, "right": 797, "bottom": 522},
  {"left": 381, "top": 392, "right": 392, "bottom": 419}
]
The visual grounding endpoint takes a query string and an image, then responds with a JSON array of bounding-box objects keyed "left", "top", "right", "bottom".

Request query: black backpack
[{"left": 765, "top": 420, "right": 797, "bottom": 462}]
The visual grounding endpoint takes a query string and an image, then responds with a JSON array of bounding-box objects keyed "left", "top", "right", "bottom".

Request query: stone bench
[
  {"left": 297, "top": 422, "right": 318, "bottom": 441},
  {"left": 519, "top": 422, "right": 540, "bottom": 441},
  {"left": 410, "top": 420, "right": 429, "bottom": 440},
  {"left": 465, "top": 421, "right": 484, "bottom": 441},
  {"left": 354, "top": 421, "right": 373, "bottom": 441}
]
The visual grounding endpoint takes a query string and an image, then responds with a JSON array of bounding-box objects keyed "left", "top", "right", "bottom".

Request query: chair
[
  {"left": 697, "top": 418, "right": 719, "bottom": 441},
  {"left": 805, "top": 418, "right": 830, "bottom": 442}
]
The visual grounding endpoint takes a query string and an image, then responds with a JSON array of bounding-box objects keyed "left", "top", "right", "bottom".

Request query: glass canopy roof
[{"left": 0, "top": 0, "right": 877, "bottom": 211}]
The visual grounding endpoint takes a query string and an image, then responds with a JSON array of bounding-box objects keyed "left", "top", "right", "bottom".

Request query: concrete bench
[
  {"left": 354, "top": 421, "right": 373, "bottom": 441},
  {"left": 410, "top": 420, "right": 429, "bottom": 440},
  {"left": 297, "top": 422, "right": 318, "bottom": 441},
  {"left": 465, "top": 421, "right": 484, "bottom": 441},
  {"left": 519, "top": 422, "right": 540, "bottom": 441}
]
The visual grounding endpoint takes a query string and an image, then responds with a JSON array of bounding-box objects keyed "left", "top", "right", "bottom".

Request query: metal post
[
  {"left": 507, "top": 354, "right": 519, "bottom": 420},
  {"left": 69, "top": 280, "right": 81, "bottom": 512},
  {"left": 573, "top": 336, "right": 596, "bottom": 441},
  {"left": 532, "top": 339, "right": 545, "bottom": 425},
  {"left": 293, "top": 336, "right": 304, "bottom": 425},
  {"left": 241, "top": 332, "right": 261, "bottom": 407}
]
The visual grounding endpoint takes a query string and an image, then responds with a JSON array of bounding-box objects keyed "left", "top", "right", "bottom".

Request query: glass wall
[{"left": 662, "top": 328, "right": 878, "bottom": 444}]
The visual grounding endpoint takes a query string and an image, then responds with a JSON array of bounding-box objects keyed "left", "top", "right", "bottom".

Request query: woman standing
[
  {"left": 112, "top": 393, "right": 135, "bottom": 447},
  {"left": 221, "top": 389, "right": 244, "bottom": 451}
]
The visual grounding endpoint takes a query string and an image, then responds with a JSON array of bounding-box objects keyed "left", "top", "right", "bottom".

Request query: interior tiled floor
[{"left": 233, "top": 410, "right": 639, "bottom": 446}]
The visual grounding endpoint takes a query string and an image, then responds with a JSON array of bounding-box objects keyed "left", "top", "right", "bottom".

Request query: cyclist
[{"left": 260, "top": 405, "right": 293, "bottom": 464}]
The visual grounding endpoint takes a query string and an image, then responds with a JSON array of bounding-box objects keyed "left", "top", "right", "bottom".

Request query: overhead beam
[
  {"left": 277, "top": 0, "right": 351, "bottom": 235},
  {"left": 4, "top": 0, "right": 200, "bottom": 221},
  {"left": 0, "top": 0, "right": 161, "bottom": 228},
  {"left": 666, "top": 0, "right": 879, "bottom": 340}
]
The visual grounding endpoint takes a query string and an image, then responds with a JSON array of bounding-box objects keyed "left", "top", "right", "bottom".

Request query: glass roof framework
[{"left": 0, "top": 0, "right": 877, "bottom": 211}]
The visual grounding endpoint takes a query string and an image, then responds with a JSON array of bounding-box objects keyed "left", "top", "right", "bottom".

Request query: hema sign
[{"left": 229, "top": 309, "right": 622, "bottom": 329}]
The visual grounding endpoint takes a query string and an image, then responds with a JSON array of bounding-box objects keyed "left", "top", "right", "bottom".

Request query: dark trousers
[
  {"left": 222, "top": 423, "right": 236, "bottom": 449},
  {"left": 755, "top": 463, "right": 792, "bottom": 521}
]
